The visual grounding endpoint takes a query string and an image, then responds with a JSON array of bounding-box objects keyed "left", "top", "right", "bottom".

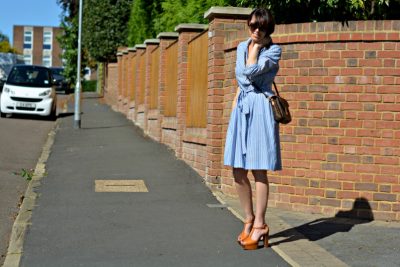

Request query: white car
[{"left": 0, "top": 65, "right": 57, "bottom": 119}]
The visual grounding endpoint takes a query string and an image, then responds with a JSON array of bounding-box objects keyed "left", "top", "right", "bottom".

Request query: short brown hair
[{"left": 247, "top": 8, "right": 275, "bottom": 36}]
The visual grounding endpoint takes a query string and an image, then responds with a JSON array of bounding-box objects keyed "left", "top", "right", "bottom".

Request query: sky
[{"left": 0, "top": 0, "right": 63, "bottom": 45}]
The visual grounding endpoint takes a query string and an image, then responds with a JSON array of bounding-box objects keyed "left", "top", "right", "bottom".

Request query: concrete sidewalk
[{"left": 4, "top": 93, "right": 400, "bottom": 267}]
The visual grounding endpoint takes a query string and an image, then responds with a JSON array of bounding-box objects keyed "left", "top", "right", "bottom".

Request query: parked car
[
  {"left": 50, "top": 67, "right": 71, "bottom": 94},
  {"left": 0, "top": 65, "right": 57, "bottom": 119},
  {"left": 0, "top": 76, "right": 5, "bottom": 92},
  {"left": 0, "top": 68, "right": 7, "bottom": 92}
]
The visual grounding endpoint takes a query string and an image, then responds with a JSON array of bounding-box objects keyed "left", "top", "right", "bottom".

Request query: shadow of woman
[{"left": 269, "top": 197, "right": 374, "bottom": 247}]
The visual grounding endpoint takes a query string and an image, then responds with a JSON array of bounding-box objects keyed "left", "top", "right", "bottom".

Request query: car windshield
[{"left": 7, "top": 66, "right": 51, "bottom": 87}]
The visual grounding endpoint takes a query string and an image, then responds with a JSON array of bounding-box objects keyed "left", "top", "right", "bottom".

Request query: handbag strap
[
  {"left": 272, "top": 82, "right": 281, "bottom": 97},
  {"left": 252, "top": 81, "right": 280, "bottom": 98}
]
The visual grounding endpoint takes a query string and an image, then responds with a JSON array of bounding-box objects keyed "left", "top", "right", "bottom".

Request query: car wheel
[{"left": 0, "top": 111, "right": 6, "bottom": 118}]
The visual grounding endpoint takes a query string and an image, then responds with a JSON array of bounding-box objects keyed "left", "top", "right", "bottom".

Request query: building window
[
  {"left": 42, "top": 55, "right": 51, "bottom": 67},
  {"left": 24, "top": 30, "right": 32, "bottom": 49},
  {"left": 43, "top": 31, "right": 52, "bottom": 50},
  {"left": 24, "top": 54, "right": 32, "bottom": 65}
]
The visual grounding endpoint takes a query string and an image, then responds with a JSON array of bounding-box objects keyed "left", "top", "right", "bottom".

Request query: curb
[
  {"left": 1, "top": 96, "right": 72, "bottom": 267},
  {"left": 2, "top": 123, "right": 57, "bottom": 267}
]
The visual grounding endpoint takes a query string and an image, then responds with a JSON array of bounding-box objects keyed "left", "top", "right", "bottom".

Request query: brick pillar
[
  {"left": 105, "top": 63, "right": 118, "bottom": 108},
  {"left": 127, "top": 47, "right": 136, "bottom": 121},
  {"left": 175, "top": 24, "right": 209, "bottom": 158},
  {"left": 115, "top": 51, "right": 123, "bottom": 112},
  {"left": 157, "top": 32, "right": 179, "bottom": 147},
  {"left": 143, "top": 39, "right": 161, "bottom": 140},
  {"left": 121, "top": 49, "right": 129, "bottom": 115},
  {"left": 204, "top": 7, "right": 252, "bottom": 189},
  {"left": 133, "top": 44, "right": 146, "bottom": 128}
]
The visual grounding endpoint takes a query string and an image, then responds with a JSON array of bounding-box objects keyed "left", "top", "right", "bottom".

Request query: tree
[
  {"left": 127, "top": 0, "right": 237, "bottom": 46},
  {"left": 57, "top": 0, "right": 79, "bottom": 17},
  {"left": 0, "top": 31, "right": 18, "bottom": 53},
  {"left": 127, "top": 0, "right": 162, "bottom": 45},
  {"left": 0, "top": 31, "right": 9, "bottom": 43},
  {"left": 235, "top": 0, "right": 399, "bottom": 23},
  {"left": 57, "top": 16, "right": 79, "bottom": 86},
  {"left": 83, "top": 0, "right": 133, "bottom": 62}
]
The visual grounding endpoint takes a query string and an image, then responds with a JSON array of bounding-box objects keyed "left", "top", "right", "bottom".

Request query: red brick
[
  {"left": 290, "top": 196, "right": 308, "bottom": 204},
  {"left": 305, "top": 188, "right": 325, "bottom": 197},
  {"left": 337, "top": 191, "right": 360, "bottom": 199},
  {"left": 373, "top": 193, "right": 397, "bottom": 202},
  {"left": 320, "top": 198, "right": 341, "bottom": 207},
  {"left": 374, "top": 175, "right": 398, "bottom": 184}
]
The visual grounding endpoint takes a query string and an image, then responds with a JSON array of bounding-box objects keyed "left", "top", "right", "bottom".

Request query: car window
[
  {"left": 51, "top": 68, "right": 64, "bottom": 76},
  {"left": 7, "top": 67, "right": 51, "bottom": 87}
]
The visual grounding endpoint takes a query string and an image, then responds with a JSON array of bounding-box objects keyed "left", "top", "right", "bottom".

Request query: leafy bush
[{"left": 82, "top": 80, "right": 97, "bottom": 92}]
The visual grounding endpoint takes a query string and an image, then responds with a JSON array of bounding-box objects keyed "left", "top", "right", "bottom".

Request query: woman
[{"left": 224, "top": 8, "right": 282, "bottom": 250}]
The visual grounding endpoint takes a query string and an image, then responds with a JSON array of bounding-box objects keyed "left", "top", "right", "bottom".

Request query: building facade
[{"left": 13, "top": 25, "right": 63, "bottom": 67}]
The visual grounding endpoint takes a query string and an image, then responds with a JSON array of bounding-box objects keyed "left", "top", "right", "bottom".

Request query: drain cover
[{"left": 95, "top": 180, "right": 148, "bottom": 192}]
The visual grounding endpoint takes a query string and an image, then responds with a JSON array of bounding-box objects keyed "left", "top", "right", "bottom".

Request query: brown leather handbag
[
  {"left": 252, "top": 81, "right": 292, "bottom": 124},
  {"left": 269, "top": 82, "right": 291, "bottom": 124}
]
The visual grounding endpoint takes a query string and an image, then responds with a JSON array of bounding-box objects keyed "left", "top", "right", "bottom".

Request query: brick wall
[
  {"left": 105, "top": 8, "right": 400, "bottom": 221},
  {"left": 104, "top": 63, "right": 118, "bottom": 108},
  {"left": 52, "top": 27, "right": 64, "bottom": 67},
  {"left": 158, "top": 33, "right": 179, "bottom": 150},
  {"left": 144, "top": 39, "right": 161, "bottom": 141},
  {"left": 13, "top": 26, "right": 24, "bottom": 54},
  {"left": 222, "top": 20, "right": 400, "bottom": 221},
  {"left": 32, "top": 27, "right": 43, "bottom": 65},
  {"left": 127, "top": 48, "right": 136, "bottom": 121}
]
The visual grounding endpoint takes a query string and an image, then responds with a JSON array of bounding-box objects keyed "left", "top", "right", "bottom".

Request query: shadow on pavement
[
  {"left": 269, "top": 197, "right": 374, "bottom": 246},
  {"left": 1, "top": 113, "right": 55, "bottom": 121},
  {"left": 57, "top": 112, "right": 74, "bottom": 118}
]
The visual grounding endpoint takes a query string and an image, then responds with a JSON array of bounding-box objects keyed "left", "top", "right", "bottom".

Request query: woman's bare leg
[
  {"left": 233, "top": 168, "right": 254, "bottom": 228},
  {"left": 251, "top": 170, "right": 269, "bottom": 238}
]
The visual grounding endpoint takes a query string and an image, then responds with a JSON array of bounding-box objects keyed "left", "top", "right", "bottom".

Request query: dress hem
[{"left": 224, "top": 163, "right": 282, "bottom": 171}]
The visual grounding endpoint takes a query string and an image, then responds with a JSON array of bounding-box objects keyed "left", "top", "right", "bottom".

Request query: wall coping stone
[
  {"left": 175, "top": 23, "right": 208, "bottom": 33},
  {"left": 134, "top": 44, "right": 146, "bottom": 49},
  {"left": 144, "top": 39, "right": 160, "bottom": 45},
  {"left": 157, "top": 32, "right": 179, "bottom": 39},
  {"left": 122, "top": 50, "right": 129, "bottom": 54},
  {"left": 128, "top": 47, "right": 136, "bottom": 52},
  {"left": 204, "top": 6, "right": 252, "bottom": 20},
  {"left": 116, "top": 52, "right": 123, "bottom": 56}
]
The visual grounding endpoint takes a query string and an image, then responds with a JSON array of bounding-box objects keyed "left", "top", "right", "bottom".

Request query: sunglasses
[{"left": 248, "top": 22, "right": 266, "bottom": 32}]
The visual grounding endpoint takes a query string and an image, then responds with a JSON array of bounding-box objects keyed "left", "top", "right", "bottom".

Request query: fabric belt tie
[{"left": 237, "top": 90, "right": 251, "bottom": 155}]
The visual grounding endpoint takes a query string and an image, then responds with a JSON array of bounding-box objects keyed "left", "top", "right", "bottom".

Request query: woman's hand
[{"left": 247, "top": 36, "right": 272, "bottom": 66}]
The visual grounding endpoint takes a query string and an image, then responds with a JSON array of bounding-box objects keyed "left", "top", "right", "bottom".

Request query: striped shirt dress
[{"left": 224, "top": 38, "right": 282, "bottom": 171}]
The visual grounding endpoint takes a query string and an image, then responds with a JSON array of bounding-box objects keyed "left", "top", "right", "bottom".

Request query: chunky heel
[
  {"left": 264, "top": 232, "right": 269, "bottom": 248},
  {"left": 241, "top": 224, "right": 269, "bottom": 250}
]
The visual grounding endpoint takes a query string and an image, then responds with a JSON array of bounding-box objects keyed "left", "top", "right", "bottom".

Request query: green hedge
[{"left": 82, "top": 80, "right": 97, "bottom": 92}]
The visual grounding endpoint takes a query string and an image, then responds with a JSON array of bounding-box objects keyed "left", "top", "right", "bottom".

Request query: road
[{"left": 0, "top": 93, "right": 70, "bottom": 265}]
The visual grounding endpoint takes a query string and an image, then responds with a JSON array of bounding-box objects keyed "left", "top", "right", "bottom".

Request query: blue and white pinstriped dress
[{"left": 224, "top": 38, "right": 282, "bottom": 170}]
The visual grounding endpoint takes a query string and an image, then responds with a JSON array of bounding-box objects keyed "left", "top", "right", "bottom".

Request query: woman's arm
[
  {"left": 246, "top": 42, "right": 263, "bottom": 66},
  {"left": 243, "top": 44, "right": 281, "bottom": 81}
]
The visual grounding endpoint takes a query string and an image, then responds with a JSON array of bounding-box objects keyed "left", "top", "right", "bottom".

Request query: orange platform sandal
[
  {"left": 241, "top": 224, "right": 269, "bottom": 250},
  {"left": 237, "top": 219, "right": 254, "bottom": 244}
]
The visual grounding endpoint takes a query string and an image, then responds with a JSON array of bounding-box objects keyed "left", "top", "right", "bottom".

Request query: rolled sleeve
[{"left": 243, "top": 45, "right": 281, "bottom": 82}]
